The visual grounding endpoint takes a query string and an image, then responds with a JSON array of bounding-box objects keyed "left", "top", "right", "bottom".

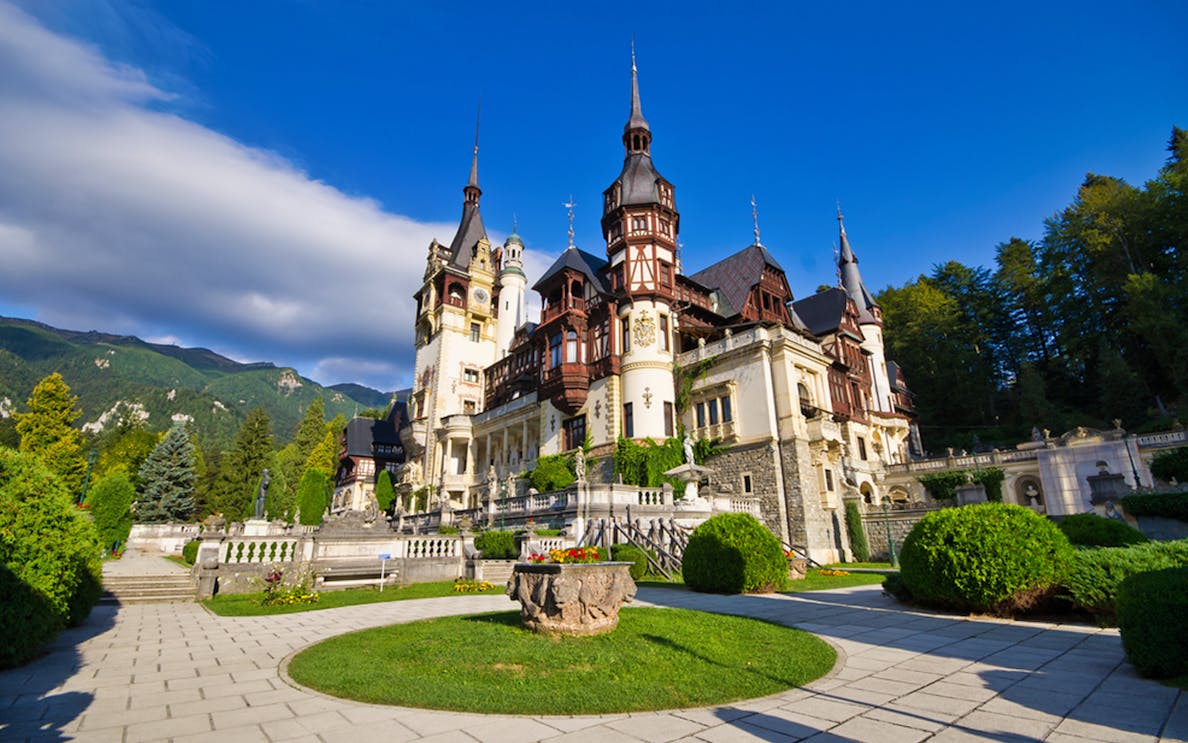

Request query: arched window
[
  {"left": 566, "top": 330, "right": 579, "bottom": 363},
  {"left": 798, "top": 383, "right": 815, "bottom": 418}
]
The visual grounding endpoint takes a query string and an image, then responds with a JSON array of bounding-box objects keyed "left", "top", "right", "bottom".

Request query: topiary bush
[
  {"left": 528, "top": 455, "right": 574, "bottom": 493},
  {"left": 474, "top": 530, "right": 516, "bottom": 559},
  {"left": 296, "top": 467, "right": 329, "bottom": 526},
  {"left": 897, "top": 503, "right": 1073, "bottom": 615},
  {"left": 1116, "top": 566, "right": 1188, "bottom": 678},
  {"left": 1120, "top": 492, "right": 1188, "bottom": 521},
  {"left": 181, "top": 539, "right": 200, "bottom": 566},
  {"left": 1061, "top": 539, "right": 1188, "bottom": 621},
  {"left": 1057, "top": 513, "right": 1147, "bottom": 547},
  {"left": 682, "top": 513, "right": 789, "bottom": 594},
  {"left": 843, "top": 499, "right": 869, "bottom": 562},
  {"left": 0, "top": 448, "right": 102, "bottom": 668},
  {"left": 611, "top": 543, "right": 655, "bottom": 580}
]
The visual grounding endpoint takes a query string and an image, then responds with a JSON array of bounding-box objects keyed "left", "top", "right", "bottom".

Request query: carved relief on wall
[{"left": 633, "top": 311, "right": 656, "bottom": 348}]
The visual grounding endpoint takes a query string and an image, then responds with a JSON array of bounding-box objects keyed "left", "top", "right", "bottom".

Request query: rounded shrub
[
  {"left": 611, "top": 543, "right": 654, "bottom": 580},
  {"left": 474, "top": 530, "right": 516, "bottom": 559},
  {"left": 1057, "top": 513, "right": 1147, "bottom": 547},
  {"left": 682, "top": 513, "right": 789, "bottom": 594},
  {"left": 181, "top": 539, "right": 200, "bottom": 566},
  {"left": 898, "top": 503, "right": 1073, "bottom": 615},
  {"left": 1116, "top": 566, "right": 1188, "bottom": 678},
  {"left": 1062, "top": 539, "right": 1188, "bottom": 620},
  {"left": 0, "top": 449, "right": 102, "bottom": 668}
]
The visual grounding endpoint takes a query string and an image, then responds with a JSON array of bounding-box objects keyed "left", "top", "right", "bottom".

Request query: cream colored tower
[{"left": 495, "top": 228, "right": 527, "bottom": 357}]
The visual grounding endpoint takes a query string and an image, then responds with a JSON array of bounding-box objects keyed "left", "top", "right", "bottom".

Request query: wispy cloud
[{"left": 0, "top": 2, "right": 467, "bottom": 390}]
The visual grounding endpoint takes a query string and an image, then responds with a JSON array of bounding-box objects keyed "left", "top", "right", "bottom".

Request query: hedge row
[
  {"left": 1061, "top": 540, "right": 1188, "bottom": 621},
  {"left": 0, "top": 449, "right": 102, "bottom": 668},
  {"left": 1120, "top": 492, "right": 1188, "bottom": 521},
  {"left": 1057, "top": 513, "right": 1147, "bottom": 547},
  {"left": 474, "top": 530, "right": 517, "bottom": 559},
  {"left": 1117, "top": 567, "right": 1188, "bottom": 678}
]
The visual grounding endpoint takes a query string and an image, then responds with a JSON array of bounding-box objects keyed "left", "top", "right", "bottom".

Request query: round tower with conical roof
[{"left": 496, "top": 224, "right": 526, "bottom": 356}]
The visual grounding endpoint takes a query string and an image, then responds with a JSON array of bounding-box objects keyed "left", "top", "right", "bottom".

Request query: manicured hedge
[
  {"left": 897, "top": 503, "right": 1073, "bottom": 615},
  {"left": 528, "top": 455, "right": 574, "bottom": 493},
  {"left": 1150, "top": 447, "right": 1188, "bottom": 483},
  {"left": 181, "top": 539, "right": 200, "bottom": 566},
  {"left": 1057, "top": 513, "right": 1148, "bottom": 547},
  {"left": 611, "top": 543, "right": 655, "bottom": 580},
  {"left": 682, "top": 513, "right": 789, "bottom": 594},
  {"left": 1116, "top": 566, "right": 1188, "bottom": 678},
  {"left": 1120, "top": 492, "right": 1188, "bottom": 521},
  {"left": 843, "top": 499, "right": 870, "bottom": 562},
  {"left": 0, "top": 449, "right": 102, "bottom": 668},
  {"left": 474, "top": 530, "right": 516, "bottom": 559},
  {"left": 1061, "top": 539, "right": 1188, "bottom": 621}
]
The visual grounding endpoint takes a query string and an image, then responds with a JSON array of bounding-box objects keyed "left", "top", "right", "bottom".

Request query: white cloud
[{"left": 0, "top": 2, "right": 456, "bottom": 390}]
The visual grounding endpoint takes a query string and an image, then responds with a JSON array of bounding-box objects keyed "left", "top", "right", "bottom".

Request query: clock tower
[
  {"left": 601, "top": 51, "right": 679, "bottom": 440},
  {"left": 408, "top": 129, "right": 500, "bottom": 494}
]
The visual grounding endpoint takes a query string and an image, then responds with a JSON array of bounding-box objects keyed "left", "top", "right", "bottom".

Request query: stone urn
[{"left": 506, "top": 562, "right": 637, "bottom": 636}]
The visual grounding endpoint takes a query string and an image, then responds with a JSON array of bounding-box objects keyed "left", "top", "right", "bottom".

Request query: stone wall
[
  {"left": 860, "top": 505, "right": 938, "bottom": 562},
  {"left": 706, "top": 441, "right": 783, "bottom": 536}
]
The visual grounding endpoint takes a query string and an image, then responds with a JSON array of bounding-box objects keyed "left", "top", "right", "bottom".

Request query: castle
[{"left": 397, "top": 57, "right": 920, "bottom": 562}]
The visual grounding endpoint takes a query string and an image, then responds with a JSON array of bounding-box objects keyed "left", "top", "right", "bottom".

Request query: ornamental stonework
[{"left": 633, "top": 312, "right": 656, "bottom": 348}]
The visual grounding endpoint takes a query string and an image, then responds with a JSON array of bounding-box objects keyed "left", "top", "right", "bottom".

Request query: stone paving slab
[{"left": 0, "top": 578, "right": 1183, "bottom": 742}]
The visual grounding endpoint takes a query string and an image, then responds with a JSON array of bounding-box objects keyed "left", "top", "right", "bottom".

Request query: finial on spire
[
  {"left": 626, "top": 39, "right": 649, "bottom": 135},
  {"left": 563, "top": 195, "right": 576, "bottom": 249},
  {"left": 751, "top": 194, "right": 762, "bottom": 246},
  {"left": 467, "top": 103, "right": 481, "bottom": 190}
]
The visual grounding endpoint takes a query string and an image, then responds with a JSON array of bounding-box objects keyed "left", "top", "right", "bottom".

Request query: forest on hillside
[{"left": 879, "top": 128, "right": 1188, "bottom": 452}]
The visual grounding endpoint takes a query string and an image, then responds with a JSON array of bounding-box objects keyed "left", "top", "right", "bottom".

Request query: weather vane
[{"left": 563, "top": 195, "right": 576, "bottom": 248}]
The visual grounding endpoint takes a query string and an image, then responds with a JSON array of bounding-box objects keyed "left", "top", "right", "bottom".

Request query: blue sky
[{"left": 0, "top": 1, "right": 1184, "bottom": 391}]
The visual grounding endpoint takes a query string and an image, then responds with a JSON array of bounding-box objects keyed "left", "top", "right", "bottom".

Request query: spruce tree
[
  {"left": 211, "top": 407, "right": 273, "bottom": 520},
  {"left": 136, "top": 424, "right": 197, "bottom": 522},
  {"left": 15, "top": 373, "right": 87, "bottom": 495},
  {"left": 294, "top": 397, "right": 326, "bottom": 458}
]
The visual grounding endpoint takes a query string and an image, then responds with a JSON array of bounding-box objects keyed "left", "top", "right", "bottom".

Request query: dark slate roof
[
  {"left": 531, "top": 246, "right": 610, "bottom": 293},
  {"left": 792, "top": 287, "right": 849, "bottom": 337},
  {"left": 342, "top": 403, "right": 405, "bottom": 458},
  {"left": 888, "top": 361, "right": 908, "bottom": 392},
  {"left": 626, "top": 60, "right": 650, "bottom": 132},
  {"left": 838, "top": 223, "right": 878, "bottom": 322},
  {"left": 607, "top": 154, "right": 663, "bottom": 207},
  {"left": 688, "top": 244, "right": 785, "bottom": 319},
  {"left": 446, "top": 201, "right": 487, "bottom": 269}
]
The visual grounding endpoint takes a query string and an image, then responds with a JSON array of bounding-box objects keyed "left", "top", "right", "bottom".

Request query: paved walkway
[{"left": 1, "top": 559, "right": 1185, "bottom": 742}]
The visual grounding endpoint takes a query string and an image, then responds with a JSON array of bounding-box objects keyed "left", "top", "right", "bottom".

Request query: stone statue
[
  {"left": 574, "top": 448, "right": 586, "bottom": 481},
  {"left": 683, "top": 434, "right": 695, "bottom": 466},
  {"left": 506, "top": 473, "right": 517, "bottom": 500},
  {"left": 488, "top": 463, "right": 497, "bottom": 485},
  {"left": 253, "top": 469, "right": 270, "bottom": 519}
]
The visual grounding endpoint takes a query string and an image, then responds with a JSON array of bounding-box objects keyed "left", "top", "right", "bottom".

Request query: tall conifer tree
[
  {"left": 15, "top": 373, "right": 86, "bottom": 494},
  {"left": 211, "top": 407, "right": 274, "bottom": 519},
  {"left": 136, "top": 424, "right": 197, "bottom": 522}
]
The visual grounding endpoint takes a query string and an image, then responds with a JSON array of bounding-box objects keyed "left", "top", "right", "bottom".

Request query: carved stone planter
[{"left": 506, "top": 562, "right": 637, "bottom": 636}]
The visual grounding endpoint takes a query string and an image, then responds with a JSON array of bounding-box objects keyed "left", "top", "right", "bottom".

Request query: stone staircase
[{"left": 101, "top": 574, "right": 196, "bottom": 605}]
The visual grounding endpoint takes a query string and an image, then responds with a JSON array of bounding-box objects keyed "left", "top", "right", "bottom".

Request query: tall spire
[
  {"left": 836, "top": 203, "right": 878, "bottom": 319},
  {"left": 623, "top": 41, "right": 651, "bottom": 156},
  {"left": 464, "top": 104, "right": 481, "bottom": 205}
]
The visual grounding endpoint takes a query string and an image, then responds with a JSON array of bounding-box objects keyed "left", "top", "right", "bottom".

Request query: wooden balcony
[{"left": 540, "top": 363, "right": 590, "bottom": 414}]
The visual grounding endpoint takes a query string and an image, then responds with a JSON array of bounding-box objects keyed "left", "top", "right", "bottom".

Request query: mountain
[{"left": 0, "top": 317, "right": 392, "bottom": 450}]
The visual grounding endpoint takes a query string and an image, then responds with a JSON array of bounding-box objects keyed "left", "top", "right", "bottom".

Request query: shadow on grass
[
  {"left": 640, "top": 585, "right": 1178, "bottom": 741},
  {"left": 640, "top": 632, "right": 813, "bottom": 687}
]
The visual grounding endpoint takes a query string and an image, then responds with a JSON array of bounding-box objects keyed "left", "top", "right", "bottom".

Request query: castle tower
[
  {"left": 601, "top": 50, "right": 679, "bottom": 439},
  {"left": 407, "top": 124, "right": 499, "bottom": 500},
  {"left": 495, "top": 223, "right": 526, "bottom": 356},
  {"left": 837, "top": 209, "right": 893, "bottom": 414}
]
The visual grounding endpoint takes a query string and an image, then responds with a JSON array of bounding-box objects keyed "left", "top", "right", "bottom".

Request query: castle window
[
  {"left": 623, "top": 402, "right": 634, "bottom": 438},
  {"left": 469, "top": 323, "right": 481, "bottom": 342},
  {"left": 664, "top": 401, "right": 674, "bottom": 437},
  {"left": 743, "top": 474, "right": 753, "bottom": 494},
  {"left": 463, "top": 368, "right": 480, "bottom": 384},
  {"left": 720, "top": 395, "right": 732, "bottom": 422},
  {"left": 696, "top": 402, "right": 706, "bottom": 428},
  {"left": 707, "top": 399, "right": 719, "bottom": 426},
  {"left": 659, "top": 314, "right": 670, "bottom": 351},
  {"left": 825, "top": 469, "right": 834, "bottom": 491},
  {"left": 659, "top": 262, "right": 672, "bottom": 288},
  {"left": 620, "top": 318, "right": 631, "bottom": 353},
  {"left": 563, "top": 415, "right": 586, "bottom": 451},
  {"left": 632, "top": 216, "right": 647, "bottom": 233},
  {"left": 857, "top": 436, "right": 868, "bottom": 461},
  {"left": 798, "top": 383, "right": 815, "bottom": 418},
  {"left": 550, "top": 333, "right": 562, "bottom": 368},
  {"left": 463, "top": 400, "right": 477, "bottom": 414},
  {"left": 566, "top": 330, "right": 579, "bottom": 363}
]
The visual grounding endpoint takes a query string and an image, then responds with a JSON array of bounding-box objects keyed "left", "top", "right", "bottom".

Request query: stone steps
[{"left": 101, "top": 574, "right": 195, "bottom": 604}]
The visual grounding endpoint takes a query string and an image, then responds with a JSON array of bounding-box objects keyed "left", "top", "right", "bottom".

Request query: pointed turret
[
  {"left": 837, "top": 208, "right": 878, "bottom": 323},
  {"left": 447, "top": 114, "right": 487, "bottom": 267}
]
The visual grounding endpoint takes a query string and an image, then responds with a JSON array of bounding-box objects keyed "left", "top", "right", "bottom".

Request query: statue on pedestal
[{"left": 253, "top": 469, "right": 270, "bottom": 519}]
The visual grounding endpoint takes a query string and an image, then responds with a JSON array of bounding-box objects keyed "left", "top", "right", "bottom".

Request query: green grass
[
  {"left": 204, "top": 580, "right": 501, "bottom": 616},
  {"left": 163, "top": 555, "right": 191, "bottom": 569},
  {"left": 287, "top": 608, "right": 835, "bottom": 714},
  {"left": 824, "top": 562, "right": 895, "bottom": 570},
  {"left": 788, "top": 570, "right": 890, "bottom": 592}
]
